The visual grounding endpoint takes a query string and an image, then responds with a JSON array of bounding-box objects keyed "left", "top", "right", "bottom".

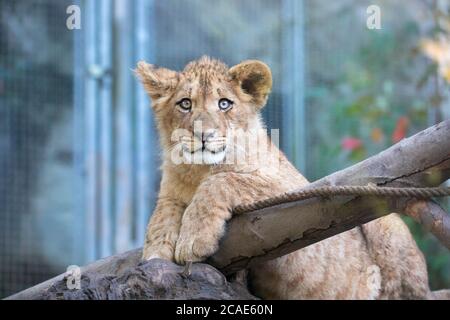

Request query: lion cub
[{"left": 135, "top": 56, "right": 430, "bottom": 299}]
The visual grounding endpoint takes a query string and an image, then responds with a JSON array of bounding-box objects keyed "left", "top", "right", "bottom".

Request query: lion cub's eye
[
  {"left": 176, "top": 98, "right": 192, "bottom": 113},
  {"left": 218, "top": 98, "right": 234, "bottom": 111}
]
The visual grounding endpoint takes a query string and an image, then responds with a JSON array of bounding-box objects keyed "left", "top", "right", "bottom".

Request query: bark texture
[{"left": 42, "top": 259, "right": 256, "bottom": 300}]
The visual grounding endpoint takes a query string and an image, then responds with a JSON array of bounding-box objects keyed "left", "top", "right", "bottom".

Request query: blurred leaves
[
  {"left": 341, "top": 137, "right": 363, "bottom": 151},
  {"left": 421, "top": 38, "right": 450, "bottom": 83},
  {"left": 370, "top": 127, "right": 384, "bottom": 143},
  {"left": 392, "top": 116, "right": 409, "bottom": 143}
]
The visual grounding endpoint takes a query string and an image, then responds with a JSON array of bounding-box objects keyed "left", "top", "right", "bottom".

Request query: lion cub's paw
[
  {"left": 142, "top": 246, "right": 174, "bottom": 262},
  {"left": 174, "top": 232, "right": 219, "bottom": 265}
]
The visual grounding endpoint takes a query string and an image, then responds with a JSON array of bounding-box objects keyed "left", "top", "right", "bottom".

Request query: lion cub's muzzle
[{"left": 180, "top": 130, "right": 227, "bottom": 164}]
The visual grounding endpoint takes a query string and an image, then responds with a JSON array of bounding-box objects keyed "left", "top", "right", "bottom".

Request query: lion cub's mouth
[
  {"left": 183, "top": 145, "right": 226, "bottom": 154},
  {"left": 181, "top": 143, "right": 227, "bottom": 165}
]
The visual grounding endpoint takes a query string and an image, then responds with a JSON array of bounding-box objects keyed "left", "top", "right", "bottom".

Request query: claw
[{"left": 180, "top": 261, "right": 193, "bottom": 278}]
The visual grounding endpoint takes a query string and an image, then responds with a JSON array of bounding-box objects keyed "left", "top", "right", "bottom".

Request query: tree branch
[{"left": 405, "top": 200, "right": 450, "bottom": 249}]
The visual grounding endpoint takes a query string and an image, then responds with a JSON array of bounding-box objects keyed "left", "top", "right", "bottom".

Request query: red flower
[
  {"left": 392, "top": 117, "right": 409, "bottom": 143},
  {"left": 342, "top": 137, "right": 363, "bottom": 151}
]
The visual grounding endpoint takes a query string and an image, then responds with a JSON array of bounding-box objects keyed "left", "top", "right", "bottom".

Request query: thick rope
[{"left": 233, "top": 185, "right": 450, "bottom": 214}]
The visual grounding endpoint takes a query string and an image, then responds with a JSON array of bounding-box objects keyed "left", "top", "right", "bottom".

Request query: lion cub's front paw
[
  {"left": 142, "top": 246, "right": 174, "bottom": 262},
  {"left": 174, "top": 232, "right": 219, "bottom": 265}
]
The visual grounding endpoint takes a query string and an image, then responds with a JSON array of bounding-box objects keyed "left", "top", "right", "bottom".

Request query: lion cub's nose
[
  {"left": 194, "top": 130, "right": 216, "bottom": 142},
  {"left": 194, "top": 130, "right": 216, "bottom": 149}
]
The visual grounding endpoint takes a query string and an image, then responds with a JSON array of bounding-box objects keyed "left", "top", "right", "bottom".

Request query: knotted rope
[{"left": 233, "top": 185, "right": 450, "bottom": 214}]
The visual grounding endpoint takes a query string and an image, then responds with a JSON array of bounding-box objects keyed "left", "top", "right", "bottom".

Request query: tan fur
[{"left": 135, "top": 56, "right": 430, "bottom": 299}]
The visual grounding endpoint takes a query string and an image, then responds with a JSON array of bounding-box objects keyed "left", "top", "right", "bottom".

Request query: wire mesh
[
  {"left": 0, "top": 0, "right": 75, "bottom": 298},
  {"left": 153, "top": 0, "right": 286, "bottom": 135}
]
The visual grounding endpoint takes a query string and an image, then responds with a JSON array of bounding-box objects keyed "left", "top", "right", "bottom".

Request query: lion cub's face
[{"left": 136, "top": 56, "right": 272, "bottom": 165}]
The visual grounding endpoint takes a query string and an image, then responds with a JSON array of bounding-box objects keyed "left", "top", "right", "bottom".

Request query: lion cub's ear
[
  {"left": 135, "top": 61, "right": 179, "bottom": 101},
  {"left": 229, "top": 60, "right": 272, "bottom": 109}
]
